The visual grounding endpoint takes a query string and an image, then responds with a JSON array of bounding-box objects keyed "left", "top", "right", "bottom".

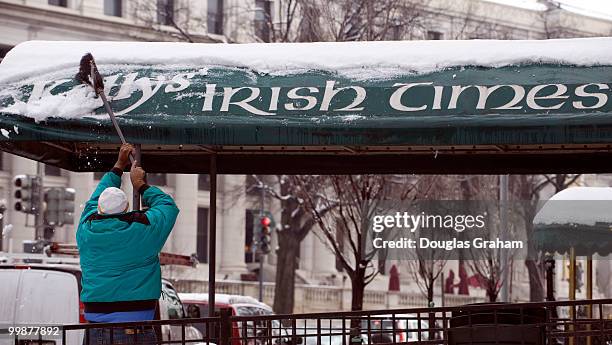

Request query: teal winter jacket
[{"left": 76, "top": 169, "right": 179, "bottom": 304}]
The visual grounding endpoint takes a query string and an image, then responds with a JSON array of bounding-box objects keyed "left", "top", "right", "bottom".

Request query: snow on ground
[
  {"left": 534, "top": 187, "right": 612, "bottom": 226},
  {"left": 1, "top": 38, "right": 612, "bottom": 84}
]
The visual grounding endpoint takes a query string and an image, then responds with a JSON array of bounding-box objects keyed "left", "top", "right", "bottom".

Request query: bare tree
[
  {"left": 132, "top": 1, "right": 193, "bottom": 42},
  {"left": 248, "top": 175, "right": 336, "bottom": 314},
  {"left": 228, "top": 0, "right": 430, "bottom": 43},
  {"left": 448, "top": 0, "right": 518, "bottom": 40},
  {"left": 130, "top": 0, "right": 225, "bottom": 42},
  {"left": 403, "top": 175, "right": 449, "bottom": 306},
  {"left": 315, "top": 0, "right": 429, "bottom": 42},
  {"left": 297, "top": 175, "right": 415, "bottom": 311},
  {"left": 510, "top": 174, "right": 581, "bottom": 302},
  {"left": 457, "top": 175, "right": 510, "bottom": 303},
  {"left": 510, "top": 175, "right": 549, "bottom": 302}
]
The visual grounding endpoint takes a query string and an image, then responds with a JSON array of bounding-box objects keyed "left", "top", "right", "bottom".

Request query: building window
[
  {"left": 48, "top": 0, "right": 67, "bottom": 7},
  {"left": 104, "top": 0, "right": 122, "bottom": 17},
  {"left": 45, "top": 164, "right": 62, "bottom": 177},
  {"left": 254, "top": 0, "right": 271, "bottom": 42},
  {"left": 147, "top": 173, "right": 167, "bottom": 186},
  {"left": 196, "top": 207, "right": 209, "bottom": 263},
  {"left": 198, "top": 174, "right": 210, "bottom": 191},
  {"left": 391, "top": 24, "right": 403, "bottom": 41},
  {"left": 157, "top": 0, "right": 175, "bottom": 25},
  {"left": 207, "top": 0, "right": 224, "bottom": 35},
  {"left": 427, "top": 30, "right": 443, "bottom": 40}
]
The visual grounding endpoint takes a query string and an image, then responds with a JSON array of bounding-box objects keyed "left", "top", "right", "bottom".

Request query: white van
[
  {"left": 0, "top": 263, "right": 82, "bottom": 345},
  {"left": 0, "top": 253, "right": 205, "bottom": 345}
]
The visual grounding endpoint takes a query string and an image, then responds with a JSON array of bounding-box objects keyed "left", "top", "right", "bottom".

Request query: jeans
[{"left": 83, "top": 327, "right": 157, "bottom": 345}]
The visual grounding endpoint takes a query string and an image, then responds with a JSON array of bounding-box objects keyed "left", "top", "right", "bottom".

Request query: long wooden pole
[{"left": 208, "top": 154, "right": 217, "bottom": 317}]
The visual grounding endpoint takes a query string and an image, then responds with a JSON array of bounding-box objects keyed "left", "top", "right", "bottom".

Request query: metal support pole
[
  {"left": 259, "top": 177, "right": 265, "bottom": 302},
  {"left": 586, "top": 255, "right": 593, "bottom": 345},
  {"left": 132, "top": 145, "right": 142, "bottom": 211},
  {"left": 569, "top": 248, "right": 576, "bottom": 301},
  {"left": 258, "top": 253, "right": 264, "bottom": 302},
  {"left": 545, "top": 254, "right": 555, "bottom": 301},
  {"left": 569, "top": 247, "right": 576, "bottom": 345},
  {"left": 499, "top": 174, "right": 509, "bottom": 302},
  {"left": 208, "top": 154, "right": 217, "bottom": 317},
  {"left": 586, "top": 256, "right": 593, "bottom": 301},
  {"left": 35, "top": 162, "right": 44, "bottom": 240},
  {"left": 440, "top": 272, "right": 445, "bottom": 307}
]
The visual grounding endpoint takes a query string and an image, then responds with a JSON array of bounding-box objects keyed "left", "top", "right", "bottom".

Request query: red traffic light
[{"left": 260, "top": 216, "right": 271, "bottom": 227}]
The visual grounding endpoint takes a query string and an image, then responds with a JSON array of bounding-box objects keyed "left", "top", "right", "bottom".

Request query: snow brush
[{"left": 76, "top": 53, "right": 134, "bottom": 164}]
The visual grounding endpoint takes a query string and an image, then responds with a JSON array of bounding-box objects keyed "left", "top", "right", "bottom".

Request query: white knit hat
[{"left": 98, "top": 187, "right": 128, "bottom": 215}]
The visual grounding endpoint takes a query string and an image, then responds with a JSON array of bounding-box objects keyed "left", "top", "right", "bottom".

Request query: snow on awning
[
  {"left": 0, "top": 38, "right": 612, "bottom": 173},
  {"left": 533, "top": 187, "right": 612, "bottom": 256},
  {"left": 1, "top": 38, "right": 612, "bottom": 83}
]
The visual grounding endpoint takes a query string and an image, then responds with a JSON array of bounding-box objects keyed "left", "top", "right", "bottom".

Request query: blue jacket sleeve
[
  {"left": 142, "top": 185, "right": 180, "bottom": 252},
  {"left": 79, "top": 169, "right": 122, "bottom": 224}
]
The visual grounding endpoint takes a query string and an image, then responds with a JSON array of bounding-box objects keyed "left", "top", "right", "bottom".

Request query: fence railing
[
  {"left": 50, "top": 298, "right": 612, "bottom": 345},
  {"left": 173, "top": 280, "right": 483, "bottom": 313}
]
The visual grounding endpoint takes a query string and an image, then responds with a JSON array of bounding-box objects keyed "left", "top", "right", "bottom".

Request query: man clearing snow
[{"left": 77, "top": 144, "right": 179, "bottom": 336}]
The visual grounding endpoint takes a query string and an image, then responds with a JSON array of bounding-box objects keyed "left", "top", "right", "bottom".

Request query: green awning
[
  {"left": 1, "top": 39, "right": 612, "bottom": 173},
  {"left": 533, "top": 187, "right": 612, "bottom": 257}
]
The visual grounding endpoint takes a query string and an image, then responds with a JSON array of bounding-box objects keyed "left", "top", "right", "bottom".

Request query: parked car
[
  {"left": 179, "top": 293, "right": 301, "bottom": 345},
  {"left": 0, "top": 253, "right": 206, "bottom": 345}
]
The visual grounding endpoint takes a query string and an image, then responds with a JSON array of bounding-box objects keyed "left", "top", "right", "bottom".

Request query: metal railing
[
  {"left": 52, "top": 299, "right": 612, "bottom": 345},
  {"left": 172, "top": 280, "right": 484, "bottom": 313}
]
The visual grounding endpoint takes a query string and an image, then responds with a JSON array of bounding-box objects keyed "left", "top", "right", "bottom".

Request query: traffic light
[
  {"left": 44, "top": 187, "right": 76, "bottom": 226},
  {"left": 258, "top": 216, "right": 272, "bottom": 254},
  {"left": 13, "top": 175, "right": 42, "bottom": 214}
]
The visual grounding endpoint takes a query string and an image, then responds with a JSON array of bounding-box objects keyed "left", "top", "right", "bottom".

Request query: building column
[
  {"left": 312, "top": 233, "right": 338, "bottom": 279},
  {"left": 218, "top": 174, "right": 248, "bottom": 276},
  {"left": 170, "top": 174, "right": 198, "bottom": 255},
  {"left": 300, "top": 232, "right": 315, "bottom": 275},
  {"left": 68, "top": 171, "right": 94, "bottom": 243}
]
